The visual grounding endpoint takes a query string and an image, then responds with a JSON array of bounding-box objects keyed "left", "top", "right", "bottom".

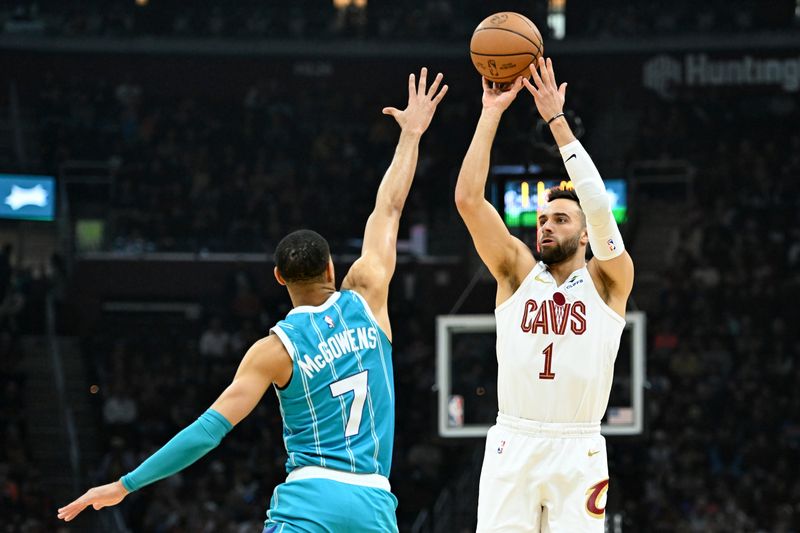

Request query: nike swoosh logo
[
  {"left": 534, "top": 274, "right": 553, "bottom": 284},
  {"left": 588, "top": 450, "right": 601, "bottom": 457},
  {"left": 565, "top": 154, "right": 577, "bottom": 163}
]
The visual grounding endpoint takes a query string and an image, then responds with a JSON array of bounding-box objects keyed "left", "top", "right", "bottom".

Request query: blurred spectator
[
  {"left": 199, "top": 317, "right": 230, "bottom": 360},
  {"left": 102, "top": 383, "right": 139, "bottom": 441},
  {"left": 0, "top": 263, "right": 58, "bottom": 529},
  {"left": 230, "top": 320, "right": 261, "bottom": 355}
]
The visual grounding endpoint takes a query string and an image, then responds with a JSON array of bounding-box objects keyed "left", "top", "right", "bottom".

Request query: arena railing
[
  {"left": 45, "top": 292, "right": 80, "bottom": 494},
  {"left": 2, "top": 31, "right": 800, "bottom": 57},
  {"left": 46, "top": 291, "right": 131, "bottom": 532}
]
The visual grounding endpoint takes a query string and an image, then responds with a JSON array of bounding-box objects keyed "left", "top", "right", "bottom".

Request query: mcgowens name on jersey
[{"left": 298, "top": 326, "right": 379, "bottom": 378}]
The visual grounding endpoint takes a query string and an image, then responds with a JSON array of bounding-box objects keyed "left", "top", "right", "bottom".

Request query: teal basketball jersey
[{"left": 270, "top": 290, "right": 394, "bottom": 477}]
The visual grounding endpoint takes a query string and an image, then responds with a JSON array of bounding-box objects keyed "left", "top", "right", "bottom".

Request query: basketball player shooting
[
  {"left": 454, "top": 57, "right": 634, "bottom": 532},
  {"left": 57, "top": 68, "right": 447, "bottom": 532}
]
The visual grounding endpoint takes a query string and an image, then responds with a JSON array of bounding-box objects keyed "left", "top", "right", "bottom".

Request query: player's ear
[
  {"left": 580, "top": 228, "right": 589, "bottom": 246},
  {"left": 326, "top": 258, "right": 335, "bottom": 283},
  {"left": 274, "top": 266, "right": 287, "bottom": 286}
]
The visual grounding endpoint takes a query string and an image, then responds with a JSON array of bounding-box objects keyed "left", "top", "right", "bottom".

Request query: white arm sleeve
[{"left": 559, "top": 140, "right": 625, "bottom": 261}]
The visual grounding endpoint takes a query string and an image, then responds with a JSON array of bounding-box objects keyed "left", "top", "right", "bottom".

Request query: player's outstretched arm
[
  {"left": 57, "top": 335, "right": 291, "bottom": 522},
  {"left": 342, "top": 67, "right": 447, "bottom": 338},
  {"left": 524, "top": 57, "right": 634, "bottom": 315},
  {"left": 455, "top": 77, "right": 536, "bottom": 295}
]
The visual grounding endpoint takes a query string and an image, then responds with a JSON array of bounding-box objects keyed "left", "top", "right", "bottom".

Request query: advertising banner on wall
[{"left": 643, "top": 52, "right": 800, "bottom": 97}]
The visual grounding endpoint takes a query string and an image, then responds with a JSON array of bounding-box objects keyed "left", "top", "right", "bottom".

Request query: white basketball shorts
[{"left": 476, "top": 413, "right": 609, "bottom": 533}]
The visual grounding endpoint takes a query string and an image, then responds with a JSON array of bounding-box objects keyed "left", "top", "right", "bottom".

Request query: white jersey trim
[
  {"left": 494, "top": 262, "right": 549, "bottom": 314},
  {"left": 287, "top": 466, "right": 391, "bottom": 491},
  {"left": 287, "top": 291, "right": 341, "bottom": 316},
  {"left": 269, "top": 325, "right": 296, "bottom": 361}
]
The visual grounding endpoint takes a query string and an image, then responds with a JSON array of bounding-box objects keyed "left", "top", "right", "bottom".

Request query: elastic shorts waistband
[
  {"left": 286, "top": 466, "right": 391, "bottom": 491},
  {"left": 497, "top": 413, "right": 600, "bottom": 438}
]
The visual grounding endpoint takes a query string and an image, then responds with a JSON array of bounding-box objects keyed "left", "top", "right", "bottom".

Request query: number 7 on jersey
[{"left": 329, "top": 370, "right": 369, "bottom": 437}]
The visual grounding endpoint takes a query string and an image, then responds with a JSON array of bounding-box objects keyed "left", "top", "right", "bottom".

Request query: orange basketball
[{"left": 470, "top": 12, "right": 544, "bottom": 84}]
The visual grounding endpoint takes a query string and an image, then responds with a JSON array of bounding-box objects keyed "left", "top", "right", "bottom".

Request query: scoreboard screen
[
  {"left": 490, "top": 166, "right": 627, "bottom": 228},
  {"left": 502, "top": 178, "right": 627, "bottom": 228}
]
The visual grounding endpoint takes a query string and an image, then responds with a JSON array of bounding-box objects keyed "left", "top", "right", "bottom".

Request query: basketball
[{"left": 470, "top": 12, "right": 544, "bottom": 84}]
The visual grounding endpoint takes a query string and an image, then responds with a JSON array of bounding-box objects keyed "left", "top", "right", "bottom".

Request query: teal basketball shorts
[{"left": 263, "top": 478, "right": 398, "bottom": 533}]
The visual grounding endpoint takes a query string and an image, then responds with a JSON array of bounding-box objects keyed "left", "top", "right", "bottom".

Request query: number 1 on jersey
[
  {"left": 539, "top": 343, "right": 555, "bottom": 380},
  {"left": 329, "top": 370, "right": 369, "bottom": 437}
]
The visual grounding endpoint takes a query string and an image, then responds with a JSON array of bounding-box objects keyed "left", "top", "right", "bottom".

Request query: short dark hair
[
  {"left": 547, "top": 187, "right": 580, "bottom": 206},
  {"left": 275, "top": 230, "right": 331, "bottom": 283},
  {"left": 546, "top": 187, "right": 586, "bottom": 226}
]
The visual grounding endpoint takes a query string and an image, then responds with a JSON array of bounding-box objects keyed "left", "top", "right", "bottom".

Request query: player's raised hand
[
  {"left": 57, "top": 480, "right": 129, "bottom": 522},
  {"left": 481, "top": 76, "right": 524, "bottom": 114},
  {"left": 382, "top": 67, "right": 448, "bottom": 136},
  {"left": 524, "top": 57, "right": 568, "bottom": 123}
]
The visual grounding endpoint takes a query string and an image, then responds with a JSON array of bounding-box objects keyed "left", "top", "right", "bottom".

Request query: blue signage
[{"left": 0, "top": 174, "right": 56, "bottom": 221}]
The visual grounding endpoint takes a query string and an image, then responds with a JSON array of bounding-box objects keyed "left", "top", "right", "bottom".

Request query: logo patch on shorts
[
  {"left": 585, "top": 479, "right": 609, "bottom": 518},
  {"left": 496, "top": 440, "right": 507, "bottom": 454}
]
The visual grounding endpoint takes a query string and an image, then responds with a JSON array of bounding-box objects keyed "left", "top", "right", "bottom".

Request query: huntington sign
[{"left": 643, "top": 53, "right": 800, "bottom": 97}]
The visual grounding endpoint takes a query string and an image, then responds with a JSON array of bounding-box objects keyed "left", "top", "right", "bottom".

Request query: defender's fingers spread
[
  {"left": 427, "top": 73, "right": 443, "bottom": 97},
  {"left": 433, "top": 84, "right": 449, "bottom": 104},
  {"left": 418, "top": 67, "right": 428, "bottom": 94}
]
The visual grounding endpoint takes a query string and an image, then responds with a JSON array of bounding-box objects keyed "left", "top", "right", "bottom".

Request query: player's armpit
[
  {"left": 210, "top": 334, "right": 292, "bottom": 426},
  {"left": 588, "top": 251, "right": 634, "bottom": 317},
  {"left": 341, "top": 254, "right": 392, "bottom": 340},
  {"left": 456, "top": 197, "right": 535, "bottom": 284},
  {"left": 341, "top": 252, "right": 388, "bottom": 296}
]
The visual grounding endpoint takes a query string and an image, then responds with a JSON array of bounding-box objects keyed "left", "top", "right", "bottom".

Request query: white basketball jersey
[{"left": 494, "top": 262, "right": 626, "bottom": 423}]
